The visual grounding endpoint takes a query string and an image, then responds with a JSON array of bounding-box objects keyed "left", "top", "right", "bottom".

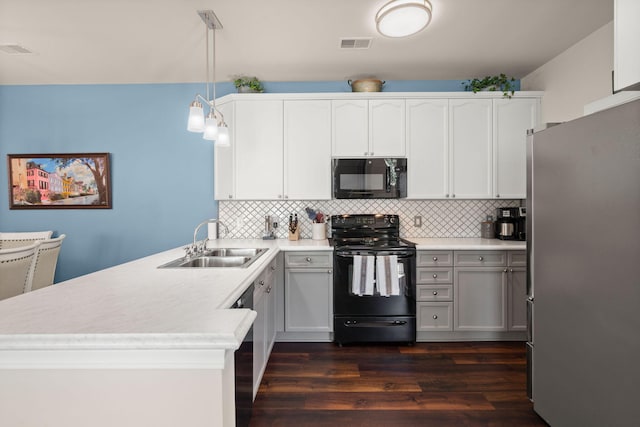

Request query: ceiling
[{"left": 0, "top": 0, "right": 613, "bottom": 86}]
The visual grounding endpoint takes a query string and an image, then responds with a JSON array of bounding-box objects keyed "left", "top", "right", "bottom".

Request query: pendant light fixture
[
  {"left": 187, "top": 10, "right": 229, "bottom": 146},
  {"left": 375, "top": 0, "right": 433, "bottom": 38}
]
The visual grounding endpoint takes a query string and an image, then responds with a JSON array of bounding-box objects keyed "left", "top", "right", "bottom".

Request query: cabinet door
[
  {"left": 369, "top": 99, "right": 405, "bottom": 157},
  {"left": 614, "top": 0, "right": 640, "bottom": 91},
  {"left": 332, "top": 99, "right": 368, "bottom": 156},
  {"left": 508, "top": 267, "right": 527, "bottom": 331},
  {"left": 214, "top": 102, "right": 234, "bottom": 200},
  {"left": 454, "top": 267, "right": 507, "bottom": 331},
  {"left": 406, "top": 99, "right": 449, "bottom": 198},
  {"left": 253, "top": 286, "right": 266, "bottom": 397},
  {"left": 449, "top": 99, "right": 492, "bottom": 199},
  {"left": 234, "top": 100, "right": 284, "bottom": 199},
  {"left": 493, "top": 98, "right": 538, "bottom": 199},
  {"left": 265, "top": 265, "right": 277, "bottom": 356},
  {"left": 285, "top": 268, "right": 333, "bottom": 332},
  {"left": 284, "top": 100, "right": 331, "bottom": 200}
]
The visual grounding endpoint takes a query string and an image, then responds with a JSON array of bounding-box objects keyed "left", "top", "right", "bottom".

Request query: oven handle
[
  {"left": 336, "top": 251, "right": 414, "bottom": 258},
  {"left": 343, "top": 320, "right": 408, "bottom": 328}
]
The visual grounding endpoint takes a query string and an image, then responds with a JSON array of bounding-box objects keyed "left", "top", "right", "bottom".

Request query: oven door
[{"left": 333, "top": 249, "right": 416, "bottom": 316}]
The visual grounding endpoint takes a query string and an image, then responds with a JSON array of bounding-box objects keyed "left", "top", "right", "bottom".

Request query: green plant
[
  {"left": 463, "top": 73, "right": 516, "bottom": 98},
  {"left": 233, "top": 76, "right": 264, "bottom": 93}
]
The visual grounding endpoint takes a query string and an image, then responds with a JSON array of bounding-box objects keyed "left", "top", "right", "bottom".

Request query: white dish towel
[
  {"left": 351, "top": 255, "right": 375, "bottom": 296},
  {"left": 376, "top": 255, "right": 400, "bottom": 297}
]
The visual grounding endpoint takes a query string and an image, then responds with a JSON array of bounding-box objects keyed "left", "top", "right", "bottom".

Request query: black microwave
[{"left": 332, "top": 158, "right": 407, "bottom": 199}]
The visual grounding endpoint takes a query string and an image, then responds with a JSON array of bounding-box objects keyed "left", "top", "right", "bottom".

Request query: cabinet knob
[
  {"left": 496, "top": 194, "right": 500, "bottom": 198},
  {"left": 259, "top": 280, "right": 265, "bottom": 286},
  {"left": 478, "top": 256, "right": 484, "bottom": 261},
  {"left": 328, "top": 270, "right": 332, "bottom": 274},
  {"left": 503, "top": 268, "right": 508, "bottom": 273},
  {"left": 271, "top": 265, "right": 276, "bottom": 271},
  {"left": 284, "top": 195, "right": 289, "bottom": 199},
  {"left": 266, "top": 286, "right": 272, "bottom": 293},
  {"left": 228, "top": 195, "right": 233, "bottom": 199},
  {"left": 306, "top": 257, "right": 312, "bottom": 262},
  {"left": 432, "top": 256, "right": 438, "bottom": 261},
  {"left": 452, "top": 194, "right": 455, "bottom": 198},
  {"left": 278, "top": 194, "right": 283, "bottom": 199},
  {"left": 509, "top": 268, "right": 513, "bottom": 273},
  {"left": 433, "top": 291, "right": 438, "bottom": 295},
  {"left": 445, "top": 194, "right": 449, "bottom": 198},
  {"left": 433, "top": 274, "right": 438, "bottom": 278},
  {"left": 433, "top": 315, "right": 438, "bottom": 320},
  {"left": 364, "top": 152, "right": 368, "bottom": 156}
]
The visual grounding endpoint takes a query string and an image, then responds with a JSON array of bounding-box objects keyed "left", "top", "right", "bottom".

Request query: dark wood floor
[{"left": 250, "top": 341, "right": 548, "bottom": 427}]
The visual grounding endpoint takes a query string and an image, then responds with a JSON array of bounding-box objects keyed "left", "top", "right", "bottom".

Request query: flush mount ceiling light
[
  {"left": 187, "top": 10, "right": 229, "bottom": 146},
  {"left": 375, "top": 0, "right": 433, "bottom": 38}
]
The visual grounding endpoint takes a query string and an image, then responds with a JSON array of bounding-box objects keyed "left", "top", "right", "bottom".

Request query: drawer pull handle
[
  {"left": 433, "top": 291, "right": 438, "bottom": 295},
  {"left": 478, "top": 256, "right": 484, "bottom": 261},
  {"left": 433, "top": 315, "right": 438, "bottom": 320},
  {"left": 432, "top": 257, "right": 438, "bottom": 261},
  {"left": 306, "top": 257, "right": 312, "bottom": 262},
  {"left": 432, "top": 273, "right": 438, "bottom": 278}
]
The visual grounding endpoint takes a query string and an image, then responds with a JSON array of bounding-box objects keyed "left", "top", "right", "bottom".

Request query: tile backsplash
[{"left": 218, "top": 199, "right": 521, "bottom": 240}]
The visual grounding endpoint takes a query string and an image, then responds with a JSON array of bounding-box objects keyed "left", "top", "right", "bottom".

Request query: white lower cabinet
[
  {"left": 283, "top": 252, "right": 333, "bottom": 334},
  {"left": 253, "top": 258, "right": 277, "bottom": 399}
]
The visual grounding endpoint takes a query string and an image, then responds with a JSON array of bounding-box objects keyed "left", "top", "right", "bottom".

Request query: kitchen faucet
[{"left": 187, "top": 218, "right": 229, "bottom": 257}]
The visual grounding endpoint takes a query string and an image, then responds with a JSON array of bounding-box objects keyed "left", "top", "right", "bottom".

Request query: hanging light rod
[{"left": 187, "top": 10, "right": 229, "bottom": 146}]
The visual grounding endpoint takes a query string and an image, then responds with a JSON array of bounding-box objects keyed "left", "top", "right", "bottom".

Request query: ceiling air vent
[
  {"left": 340, "top": 38, "right": 372, "bottom": 49},
  {"left": 0, "top": 44, "right": 33, "bottom": 54}
]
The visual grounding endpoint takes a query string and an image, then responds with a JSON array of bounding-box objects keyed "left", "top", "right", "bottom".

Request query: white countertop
[
  {"left": 408, "top": 237, "right": 526, "bottom": 250},
  {"left": 0, "top": 237, "right": 522, "bottom": 352},
  {"left": 0, "top": 239, "right": 331, "bottom": 352}
]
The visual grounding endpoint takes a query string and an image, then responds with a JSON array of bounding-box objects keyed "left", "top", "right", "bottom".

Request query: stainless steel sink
[{"left": 158, "top": 248, "right": 267, "bottom": 269}]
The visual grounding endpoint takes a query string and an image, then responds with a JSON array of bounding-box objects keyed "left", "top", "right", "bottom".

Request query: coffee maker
[{"left": 495, "top": 207, "right": 526, "bottom": 240}]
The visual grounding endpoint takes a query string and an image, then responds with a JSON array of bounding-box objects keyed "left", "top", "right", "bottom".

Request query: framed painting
[{"left": 7, "top": 153, "right": 112, "bottom": 209}]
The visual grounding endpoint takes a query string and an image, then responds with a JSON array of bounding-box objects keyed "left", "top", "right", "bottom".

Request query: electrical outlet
[{"left": 414, "top": 215, "right": 422, "bottom": 227}]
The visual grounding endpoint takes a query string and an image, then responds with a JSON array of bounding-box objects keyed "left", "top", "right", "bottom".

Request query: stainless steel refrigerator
[{"left": 526, "top": 99, "right": 640, "bottom": 426}]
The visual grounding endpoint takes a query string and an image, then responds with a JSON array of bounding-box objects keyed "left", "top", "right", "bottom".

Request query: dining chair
[
  {"left": 0, "top": 242, "right": 40, "bottom": 301},
  {"left": 0, "top": 231, "right": 53, "bottom": 249},
  {"left": 28, "top": 234, "right": 66, "bottom": 292}
]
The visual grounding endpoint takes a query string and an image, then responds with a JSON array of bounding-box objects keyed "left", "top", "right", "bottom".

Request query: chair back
[
  {"left": 0, "top": 231, "right": 53, "bottom": 249},
  {"left": 0, "top": 243, "right": 40, "bottom": 301},
  {"left": 29, "top": 234, "right": 66, "bottom": 292}
]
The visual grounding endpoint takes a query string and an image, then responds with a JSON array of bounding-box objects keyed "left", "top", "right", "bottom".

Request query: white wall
[{"left": 521, "top": 21, "right": 613, "bottom": 123}]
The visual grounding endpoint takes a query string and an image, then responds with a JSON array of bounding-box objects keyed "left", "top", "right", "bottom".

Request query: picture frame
[{"left": 7, "top": 153, "right": 112, "bottom": 209}]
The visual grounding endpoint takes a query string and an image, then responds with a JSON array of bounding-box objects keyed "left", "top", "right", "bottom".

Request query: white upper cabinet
[
  {"left": 332, "top": 99, "right": 405, "bottom": 157},
  {"left": 614, "top": 0, "right": 640, "bottom": 91},
  {"left": 234, "top": 100, "right": 284, "bottom": 200},
  {"left": 449, "top": 99, "right": 493, "bottom": 199},
  {"left": 406, "top": 99, "right": 449, "bottom": 198},
  {"left": 493, "top": 98, "right": 539, "bottom": 199},
  {"left": 284, "top": 100, "right": 332, "bottom": 200},
  {"left": 213, "top": 101, "right": 234, "bottom": 200}
]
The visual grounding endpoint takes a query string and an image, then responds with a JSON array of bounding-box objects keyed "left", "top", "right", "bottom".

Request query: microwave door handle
[{"left": 386, "top": 165, "right": 391, "bottom": 192}]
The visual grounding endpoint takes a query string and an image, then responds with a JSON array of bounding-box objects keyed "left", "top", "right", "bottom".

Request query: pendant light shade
[
  {"left": 187, "top": 100, "right": 205, "bottom": 132},
  {"left": 216, "top": 126, "right": 230, "bottom": 147},
  {"left": 376, "top": 0, "right": 432, "bottom": 38},
  {"left": 202, "top": 110, "right": 219, "bottom": 140}
]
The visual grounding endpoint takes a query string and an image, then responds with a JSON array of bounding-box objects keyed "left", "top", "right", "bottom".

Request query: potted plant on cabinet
[
  {"left": 233, "top": 76, "right": 264, "bottom": 93},
  {"left": 463, "top": 73, "right": 516, "bottom": 98}
]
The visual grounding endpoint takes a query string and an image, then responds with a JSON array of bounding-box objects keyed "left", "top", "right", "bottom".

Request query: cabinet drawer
[
  {"left": 417, "top": 302, "right": 453, "bottom": 331},
  {"left": 454, "top": 251, "right": 506, "bottom": 267},
  {"left": 285, "top": 252, "right": 333, "bottom": 268},
  {"left": 416, "top": 268, "right": 453, "bottom": 284},
  {"left": 417, "top": 251, "right": 453, "bottom": 267},
  {"left": 508, "top": 251, "right": 527, "bottom": 267},
  {"left": 417, "top": 284, "right": 453, "bottom": 301}
]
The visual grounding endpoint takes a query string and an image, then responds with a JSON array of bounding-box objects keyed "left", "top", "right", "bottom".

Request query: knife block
[{"left": 288, "top": 225, "right": 300, "bottom": 241}]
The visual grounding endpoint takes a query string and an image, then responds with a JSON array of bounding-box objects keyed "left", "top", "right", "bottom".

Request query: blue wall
[{"left": 0, "top": 79, "right": 519, "bottom": 282}]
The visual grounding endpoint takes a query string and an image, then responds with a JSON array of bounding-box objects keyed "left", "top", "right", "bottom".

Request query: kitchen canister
[
  {"left": 311, "top": 222, "right": 326, "bottom": 240},
  {"left": 481, "top": 215, "right": 495, "bottom": 239}
]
